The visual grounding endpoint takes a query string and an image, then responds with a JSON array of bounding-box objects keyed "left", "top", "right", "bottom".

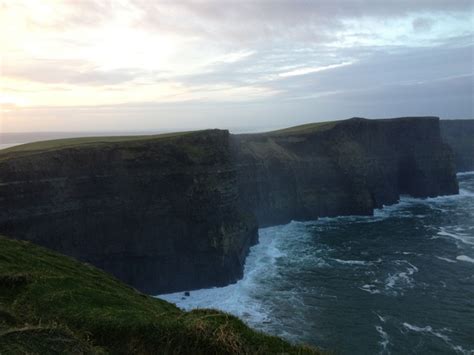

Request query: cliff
[
  {"left": 440, "top": 119, "right": 474, "bottom": 172},
  {"left": 0, "top": 130, "right": 257, "bottom": 294},
  {"left": 0, "top": 117, "right": 459, "bottom": 294},
  {"left": 234, "top": 117, "right": 458, "bottom": 227},
  {"left": 0, "top": 236, "right": 319, "bottom": 354}
]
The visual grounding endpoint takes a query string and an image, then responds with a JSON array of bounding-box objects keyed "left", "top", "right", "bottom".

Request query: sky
[{"left": 0, "top": 0, "right": 473, "bottom": 133}]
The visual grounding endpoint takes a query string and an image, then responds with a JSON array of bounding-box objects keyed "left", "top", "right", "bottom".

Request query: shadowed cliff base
[
  {"left": 0, "top": 116, "right": 459, "bottom": 294},
  {"left": 0, "top": 236, "right": 321, "bottom": 354},
  {"left": 440, "top": 119, "right": 474, "bottom": 172}
]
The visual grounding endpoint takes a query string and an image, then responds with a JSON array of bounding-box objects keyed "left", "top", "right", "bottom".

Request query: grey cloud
[
  {"left": 412, "top": 17, "right": 434, "bottom": 32},
  {"left": 316, "top": 74, "right": 473, "bottom": 119},
  {"left": 173, "top": 37, "right": 472, "bottom": 102},
  {"left": 132, "top": 0, "right": 473, "bottom": 43}
]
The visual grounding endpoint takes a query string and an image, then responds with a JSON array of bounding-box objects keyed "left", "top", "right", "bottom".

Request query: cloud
[
  {"left": 1, "top": 59, "right": 144, "bottom": 85},
  {"left": 279, "top": 61, "right": 354, "bottom": 77},
  {"left": 412, "top": 17, "right": 434, "bottom": 32},
  {"left": 1, "top": 0, "right": 472, "bottom": 131},
  {"left": 132, "top": 0, "right": 473, "bottom": 44}
]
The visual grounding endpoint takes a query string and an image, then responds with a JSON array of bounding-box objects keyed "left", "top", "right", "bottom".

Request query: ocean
[{"left": 158, "top": 172, "right": 474, "bottom": 354}]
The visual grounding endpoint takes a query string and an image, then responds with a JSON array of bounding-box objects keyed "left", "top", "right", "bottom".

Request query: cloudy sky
[{"left": 0, "top": 0, "right": 473, "bottom": 132}]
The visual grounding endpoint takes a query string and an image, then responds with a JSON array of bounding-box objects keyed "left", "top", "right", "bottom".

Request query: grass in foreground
[{"left": 0, "top": 236, "right": 321, "bottom": 354}]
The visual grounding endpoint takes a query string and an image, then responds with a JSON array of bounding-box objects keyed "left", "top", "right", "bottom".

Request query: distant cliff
[
  {"left": 234, "top": 117, "right": 458, "bottom": 227},
  {"left": 0, "top": 117, "right": 459, "bottom": 294},
  {"left": 441, "top": 119, "right": 474, "bottom": 172}
]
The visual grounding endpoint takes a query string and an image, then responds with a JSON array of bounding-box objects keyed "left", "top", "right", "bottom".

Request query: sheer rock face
[
  {"left": 441, "top": 119, "right": 474, "bottom": 172},
  {"left": 0, "top": 117, "right": 459, "bottom": 293},
  {"left": 233, "top": 117, "right": 459, "bottom": 227},
  {"left": 0, "top": 130, "right": 258, "bottom": 294}
]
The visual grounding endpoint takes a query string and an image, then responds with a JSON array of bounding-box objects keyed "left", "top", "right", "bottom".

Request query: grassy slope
[
  {"left": 0, "top": 120, "right": 342, "bottom": 158},
  {"left": 0, "top": 236, "right": 320, "bottom": 354},
  {"left": 0, "top": 131, "right": 197, "bottom": 158},
  {"left": 264, "top": 121, "right": 339, "bottom": 136}
]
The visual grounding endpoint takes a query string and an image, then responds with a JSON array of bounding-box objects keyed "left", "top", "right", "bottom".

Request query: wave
[
  {"left": 402, "top": 323, "right": 473, "bottom": 355},
  {"left": 435, "top": 256, "right": 457, "bottom": 263},
  {"left": 402, "top": 323, "right": 450, "bottom": 342},
  {"left": 456, "top": 255, "right": 474, "bottom": 264},
  {"left": 156, "top": 222, "right": 309, "bottom": 332},
  {"left": 459, "top": 188, "right": 474, "bottom": 197},
  {"left": 360, "top": 284, "right": 381, "bottom": 294},
  {"left": 437, "top": 227, "right": 474, "bottom": 246},
  {"left": 332, "top": 258, "right": 370, "bottom": 266},
  {"left": 457, "top": 171, "right": 474, "bottom": 177},
  {"left": 375, "top": 325, "right": 390, "bottom": 354},
  {"left": 382, "top": 260, "right": 419, "bottom": 295}
]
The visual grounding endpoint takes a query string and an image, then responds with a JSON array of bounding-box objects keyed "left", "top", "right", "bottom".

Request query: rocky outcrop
[
  {"left": 440, "top": 119, "right": 474, "bottom": 172},
  {"left": 0, "top": 117, "right": 459, "bottom": 294},
  {"left": 234, "top": 117, "right": 458, "bottom": 227},
  {"left": 0, "top": 130, "right": 257, "bottom": 294}
]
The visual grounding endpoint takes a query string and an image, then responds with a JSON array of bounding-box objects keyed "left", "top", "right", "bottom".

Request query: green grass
[
  {"left": 0, "top": 131, "right": 199, "bottom": 156},
  {"left": 0, "top": 236, "right": 321, "bottom": 354},
  {"left": 264, "top": 121, "right": 339, "bottom": 136}
]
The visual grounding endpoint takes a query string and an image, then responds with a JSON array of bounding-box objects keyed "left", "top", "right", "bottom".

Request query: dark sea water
[{"left": 159, "top": 173, "right": 474, "bottom": 354}]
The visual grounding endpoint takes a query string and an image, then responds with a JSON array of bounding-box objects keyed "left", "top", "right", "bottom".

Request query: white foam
[
  {"left": 456, "top": 255, "right": 474, "bottom": 264},
  {"left": 459, "top": 188, "right": 474, "bottom": 197},
  {"left": 360, "top": 284, "right": 381, "bottom": 294},
  {"left": 402, "top": 323, "right": 473, "bottom": 354},
  {"left": 384, "top": 261, "right": 418, "bottom": 294},
  {"left": 374, "top": 312, "right": 386, "bottom": 323},
  {"left": 457, "top": 171, "right": 474, "bottom": 177},
  {"left": 435, "top": 256, "right": 457, "bottom": 263},
  {"left": 156, "top": 222, "right": 309, "bottom": 330},
  {"left": 451, "top": 345, "right": 474, "bottom": 355},
  {"left": 437, "top": 228, "right": 474, "bottom": 246},
  {"left": 402, "top": 323, "right": 451, "bottom": 343},
  {"left": 332, "top": 258, "right": 369, "bottom": 266},
  {"left": 375, "top": 325, "right": 390, "bottom": 354}
]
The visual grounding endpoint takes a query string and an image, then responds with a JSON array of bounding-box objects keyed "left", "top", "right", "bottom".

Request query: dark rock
[
  {"left": 234, "top": 117, "right": 459, "bottom": 227},
  {"left": 440, "top": 119, "right": 474, "bottom": 172},
  {"left": 184, "top": 291, "right": 190, "bottom": 297}
]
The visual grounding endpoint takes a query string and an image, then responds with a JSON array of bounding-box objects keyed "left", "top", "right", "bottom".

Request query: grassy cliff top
[
  {"left": 0, "top": 131, "right": 199, "bottom": 156},
  {"left": 264, "top": 121, "right": 339, "bottom": 136},
  {"left": 239, "top": 116, "right": 440, "bottom": 139},
  {"left": 0, "top": 236, "right": 320, "bottom": 354},
  {"left": 0, "top": 117, "right": 442, "bottom": 157}
]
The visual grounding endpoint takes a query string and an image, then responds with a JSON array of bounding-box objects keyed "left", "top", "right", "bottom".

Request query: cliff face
[
  {"left": 440, "top": 119, "right": 474, "bottom": 172},
  {"left": 0, "top": 117, "right": 459, "bottom": 294},
  {"left": 234, "top": 117, "right": 459, "bottom": 227},
  {"left": 0, "top": 130, "right": 257, "bottom": 294}
]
